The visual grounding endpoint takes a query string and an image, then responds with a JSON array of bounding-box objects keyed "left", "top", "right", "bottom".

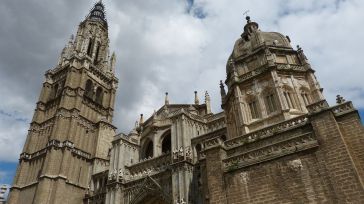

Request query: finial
[
  {"left": 153, "top": 110, "right": 157, "bottom": 120},
  {"left": 243, "top": 10, "right": 250, "bottom": 23},
  {"left": 296, "top": 45, "right": 309, "bottom": 63},
  {"left": 165, "top": 92, "right": 169, "bottom": 105},
  {"left": 139, "top": 114, "right": 144, "bottom": 124},
  {"left": 205, "top": 91, "right": 212, "bottom": 114},
  {"left": 205, "top": 91, "right": 210, "bottom": 101},
  {"left": 110, "top": 52, "right": 116, "bottom": 73},
  {"left": 246, "top": 16, "right": 251, "bottom": 23},
  {"left": 194, "top": 91, "right": 200, "bottom": 105},
  {"left": 336, "top": 95, "right": 346, "bottom": 104},
  {"left": 220, "top": 80, "right": 226, "bottom": 98},
  {"left": 135, "top": 121, "right": 139, "bottom": 128}
]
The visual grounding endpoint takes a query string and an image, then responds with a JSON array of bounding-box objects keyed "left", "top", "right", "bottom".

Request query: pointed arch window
[
  {"left": 300, "top": 89, "right": 311, "bottom": 106},
  {"left": 265, "top": 92, "right": 277, "bottom": 114},
  {"left": 87, "top": 38, "right": 94, "bottom": 56},
  {"left": 85, "top": 79, "right": 93, "bottom": 98},
  {"left": 161, "top": 133, "right": 171, "bottom": 154},
  {"left": 143, "top": 140, "right": 153, "bottom": 159},
  {"left": 248, "top": 98, "right": 261, "bottom": 119},
  {"left": 95, "top": 87, "right": 103, "bottom": 105},
  {"left": 283, "top": 88, "right": 297, "bottom": 109},
  {"left": 52, "top": 84, "right": 59, "bottom": 98},
  {"left": 94, "top": 42, "right": 101, "bottom": 64}
]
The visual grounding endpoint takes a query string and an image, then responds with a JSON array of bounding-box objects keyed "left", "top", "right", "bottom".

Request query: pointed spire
[
  {"left": 110, "top": 52, "right": 116, "bottom": 73},
  {"left": 296, "top": 45, "right": 309, "bottom": 65},
  {"left": 205, "top": 91, "right": 212, "bottom": 114},
  {"left": 139, "top": 114, "right": 144, "bottom": 124},
  {"left": 86, "top": 1, "right": 108, "bottom": 27},
  {"left": 165, "top": 92, "right": 169, "bottom": 105},
  {"left": 205, "top": 91, "right": 210, "bottom": 102},
  {"left": 220, "top": 80, "right": 226, "bottom": 100},
  {"left": 194, "top": 91, "right": 200, "bottom": 105}
]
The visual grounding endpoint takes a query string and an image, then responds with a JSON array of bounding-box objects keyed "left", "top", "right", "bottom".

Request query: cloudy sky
[{"left": 1, "top": 0, "right": 364, "bottom": 185}]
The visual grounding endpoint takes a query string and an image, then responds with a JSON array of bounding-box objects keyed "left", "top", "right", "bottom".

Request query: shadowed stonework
[{"left": 7, "top": 2, "right": 364, "bottom": 204}]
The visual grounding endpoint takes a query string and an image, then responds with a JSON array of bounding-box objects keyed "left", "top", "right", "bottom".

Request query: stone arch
[
  {"left": 132, "top": 193, "right": 169, "bottom": 204},
  {"left": 141, "top": 139, "right": 153, "bottom": 159},
  {"left": 129, "top": 176, "right": 172, "bottom": 204},
  {"left": 194, "top": 143, "right": 203, "bottom": 161},
  {"left": 161, "top": 131, "right": 171, "bottom": 154}
]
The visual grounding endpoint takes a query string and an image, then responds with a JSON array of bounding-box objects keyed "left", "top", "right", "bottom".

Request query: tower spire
[
  {"left": 86, "top": 0, "right": 108, "bottom": 27},
  {"left": 205, "top": 91, "right": 212, "bottom": 114},
  {"left": 194, "top": 91, "right": 200, "bottom": 105},
  {"left": 165, "top": 92, "right": 170, "bottom": 105}
]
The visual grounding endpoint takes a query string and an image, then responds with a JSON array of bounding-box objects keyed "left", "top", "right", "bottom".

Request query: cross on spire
[
  {"left": 243, "top": 10, "right": 250, "bottom": 17},
  {"left": 243, "top": 10, "right": 251, "bottom": 23}
]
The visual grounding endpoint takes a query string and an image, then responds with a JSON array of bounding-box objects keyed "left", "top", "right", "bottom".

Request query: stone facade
[{"left": 8, "top": 2, "right": 364, "bottom": 204}]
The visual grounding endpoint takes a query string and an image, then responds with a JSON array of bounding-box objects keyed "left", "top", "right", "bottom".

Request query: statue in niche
[
  {"left": 179, "top": 146, "right": 184, "bottom": 158},
  {"left": 173, "top": 148, "right": 178, "bottom": 160}
]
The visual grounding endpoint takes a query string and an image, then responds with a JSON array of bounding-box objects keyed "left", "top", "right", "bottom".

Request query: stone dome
[{"left": 226, "top": 17, "right": 292, "bottom": 75}]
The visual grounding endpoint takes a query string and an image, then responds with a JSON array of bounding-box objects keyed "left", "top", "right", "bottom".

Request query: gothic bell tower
[{"left": 8, "top": 2, "right": 118, "bottom": 204}]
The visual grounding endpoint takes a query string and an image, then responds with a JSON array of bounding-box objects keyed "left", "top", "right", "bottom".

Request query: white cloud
[{"left": 0, "top": 0, "right": 363, "bottom": 162}]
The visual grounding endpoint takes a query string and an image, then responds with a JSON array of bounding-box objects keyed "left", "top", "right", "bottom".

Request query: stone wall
[{"left": 202, "top": 101, "right": 364, "bottom": 203}]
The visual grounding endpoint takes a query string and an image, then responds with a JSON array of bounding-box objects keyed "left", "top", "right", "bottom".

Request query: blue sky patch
[
  {"left": 0, "top": 161, "right": 17, "bottom": 185},
  {"left": 359, "top": 109, "right": 364, "bottom": 124},
  {"left": 185, "top": 0, "right": 207, "bottom": 19}
]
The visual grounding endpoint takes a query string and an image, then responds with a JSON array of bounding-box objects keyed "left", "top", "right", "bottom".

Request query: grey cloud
[{"left": 1, "top": 0, "right": 364, "bottom": 162}]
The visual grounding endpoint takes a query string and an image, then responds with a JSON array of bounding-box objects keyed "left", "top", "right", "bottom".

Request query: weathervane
[
  {"left": 243, "top": 10, "right": 251, "bottom": 23},
  {"left": 243, "top": 10, "right": 250, "bottom": 17}
]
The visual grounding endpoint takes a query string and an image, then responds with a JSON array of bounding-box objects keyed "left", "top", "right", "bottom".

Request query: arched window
[
  {"left": 94, "top": 42, "right": 101, "bottom": 64},
  {"left": 300, "top": 89, "right": 311, "bottom": 106},
  {"left": 143, "top": 140, "right": 153, "bottom": 159},
  {"left": 264, "top": 90, "right": 277, "bottom": 114},
  {"left": 87, "top": 38, "right": 94, "bottom": 56},
  {"left": 283, "top": 87, "right": 297, "bottom": 109},
  {"left": 161, "top": 133, "right": 171, "bottom": 154},
  {"left": 95, "top": 87, "right": 103, "bottom": 105},
  {"left": 52, "top": 84, "right": 59, "bottom": 98},
  {"left": 247, "top": 97, "right": 261, "bottom": 120},
  {"left": 85, "top": 80, "right": 93, "bottom": 98}
]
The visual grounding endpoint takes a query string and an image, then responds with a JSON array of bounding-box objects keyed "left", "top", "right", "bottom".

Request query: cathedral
[{"left": 7, "top": 2, "right": 364, "bottom": 204}]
